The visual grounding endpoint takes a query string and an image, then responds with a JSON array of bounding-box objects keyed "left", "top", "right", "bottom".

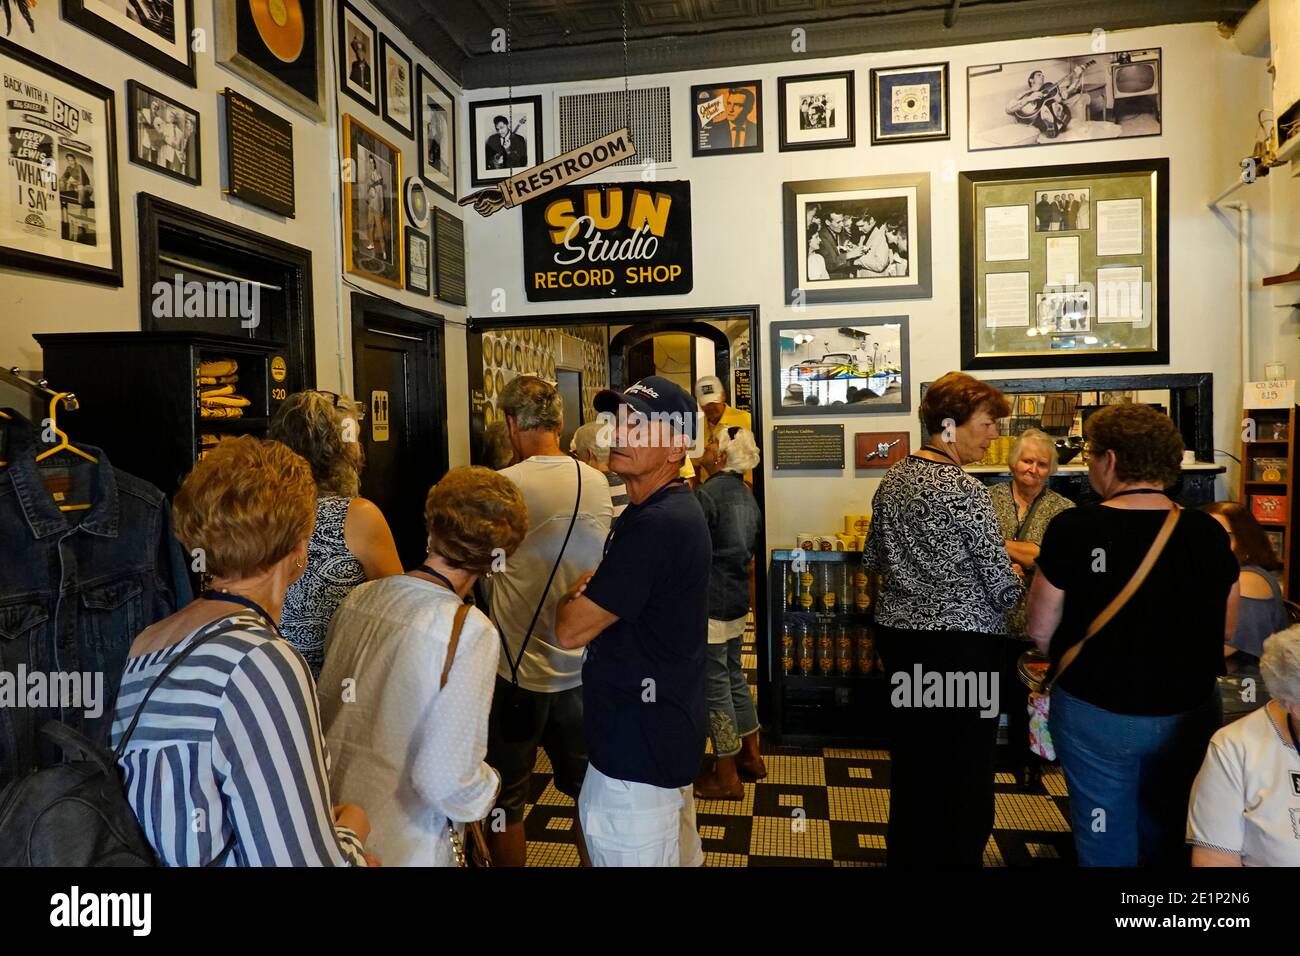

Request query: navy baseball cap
[{"left": 594, "top": 375, "right": 700, "bottom": 443}]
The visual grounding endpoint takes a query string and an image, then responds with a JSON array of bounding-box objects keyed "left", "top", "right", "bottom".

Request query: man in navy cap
[{"left": 555, "top": 376, "right": 710, "bottom": 866}]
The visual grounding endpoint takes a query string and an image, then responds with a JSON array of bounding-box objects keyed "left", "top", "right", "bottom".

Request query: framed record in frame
[{"left": 216, "top": 0, "right": 326, "bottom": 122}]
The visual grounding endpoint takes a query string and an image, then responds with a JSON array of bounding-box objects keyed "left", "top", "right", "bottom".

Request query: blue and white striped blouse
[{"left": 110, "top": 612, "right": 366, "bottom": 866}]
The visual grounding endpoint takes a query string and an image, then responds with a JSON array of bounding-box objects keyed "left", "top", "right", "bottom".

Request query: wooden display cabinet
[{"left": 1240, "top": 403, "right": 1300, "bottom": 597}]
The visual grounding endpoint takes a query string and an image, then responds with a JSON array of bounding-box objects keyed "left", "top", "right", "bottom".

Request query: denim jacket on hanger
[{"left": 0, "top": 413, "right": 192, "bottom": 790}]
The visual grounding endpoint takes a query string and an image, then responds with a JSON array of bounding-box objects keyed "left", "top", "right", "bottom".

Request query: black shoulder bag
[{"left": 495, "top": 457, "right": 584, "bottom": 742}]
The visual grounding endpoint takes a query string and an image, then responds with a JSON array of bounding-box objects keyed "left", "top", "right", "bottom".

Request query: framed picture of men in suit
[
  {"left": 691, "top": 81, "right": 763, "bottom": 157},
  {"left": 468, "top": 94, "right": 543, "bottom": 187}
]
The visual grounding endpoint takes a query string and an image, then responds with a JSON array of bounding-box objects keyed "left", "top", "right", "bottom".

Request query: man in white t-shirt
[
  {"left": 1188, "top": 625, "right": 1300, "bottom": 866},
  {"left": 485, "top": 376, "right": 613, "bottom": 867}
]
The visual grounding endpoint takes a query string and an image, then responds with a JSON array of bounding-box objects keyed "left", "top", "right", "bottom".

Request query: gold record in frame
[
  {"left": 483, "top": 373, "right": 494, "bottom": 398},
  {"left": 494, "top": 339, "right": 504, "bottom": 366},
  {"left": 504, "top": 342, "right": 513, "bottom": 370},
  {"left": 495, "top": 369, "right": 505, "bottom": 397},
  {"left": 514, "top": 344, "right": 523, "bottom": 369},
  {"left": 250, "top": 0, "right": 306, "bottom": 62}
]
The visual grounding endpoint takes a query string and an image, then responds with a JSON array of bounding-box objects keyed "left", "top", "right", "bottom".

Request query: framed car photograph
[
  {"left": 215, "top": 0, "right": 326, "bottom": 122},
  {"left": 468, "top": 94, "right": 542, "bottom": 187},
  {"left": 127, "top": 80, "right": 200, "bottom": 185},
  {"left": 958, "top": 158, "right": 1169, "bottom": 369},
  {"left": 405, "top": 225, "right": 431, "bottom": 295},
  {"left": 783, "top": 173, "right": 932, "bottom": 305},
  {"left": 338, "top": 0, "right": 378, "bottom": 112},
  {"left": 379, "top": 34, "right": 413, "bottom": 138},
  {"left": 417, "top": 65, "right": 456, "bottom": 199},
  {"left": 967, "top": 48, "right": 1161, "bottom": 152},
  {"left": 342, "top": 113, "right": 403, "bottom": 289},
  {"left": 63, "top": 0, "right": 196, "bottom": 87},
  {"left": 778, "top": 71, "right": 854, "bottom": 151},
  {"left": 0, "top": 38, "right": 122, "bottom": 286},
  {"left": 869, "top": 62, "right": 949, "bottom": 145},
  {"left": 691, "top": 80, "right": 762, "bottom": 156},
  {"left": 770, "top": 316, "right": 911, "bottom": 417}
]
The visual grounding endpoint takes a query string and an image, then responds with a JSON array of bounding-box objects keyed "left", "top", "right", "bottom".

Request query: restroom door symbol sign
[{"left": 371, "top": 390, "right": 390, "bottom": 443}]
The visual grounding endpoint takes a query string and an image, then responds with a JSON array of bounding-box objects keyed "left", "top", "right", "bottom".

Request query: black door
[{"left": 351, "top": 293, "right": 448, "bottom": 568}]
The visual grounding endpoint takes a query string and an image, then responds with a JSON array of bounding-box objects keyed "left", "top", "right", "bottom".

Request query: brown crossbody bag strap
[
  {"left": 439, "top": 601, "right": 493, "bottom": 867},
  {"left": 1043, "top": 505, "right": 1180, "bottom": 693}
]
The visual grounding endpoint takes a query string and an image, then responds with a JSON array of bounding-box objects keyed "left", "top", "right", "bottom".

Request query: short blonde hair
[
  {"left": 570, "top": 420, "right": 611, "bottom": 464},
  {"left": 1008, "top": 428, "right": 1059, "bottom": 476},
  {"left": 1260, "top": 625, "right": 1300, "bottom": 708},
  {"left": 173, "top": 435, "right": 316, "bottom": 579},
  {"left": 269, "top": 390, "right": 362, "bottom": 497},
  {"left": 425, "top": 466, "right": 528, "bottom": 573}
]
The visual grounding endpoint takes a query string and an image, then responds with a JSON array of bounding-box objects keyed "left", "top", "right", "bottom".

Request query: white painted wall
[{"left": 460, "top": 22, "right": 1269, "bottom": 548}]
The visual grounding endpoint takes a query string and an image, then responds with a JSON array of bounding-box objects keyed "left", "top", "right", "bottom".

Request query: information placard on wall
[
  {"left": 773, "top": 424, "right": 845, "bottom": 470},
  {"left": 221, "top": 89, "right": 295, "bottom": 217},
  {"left": 434, "top": 208, "right": 467, "bottom": 306}
]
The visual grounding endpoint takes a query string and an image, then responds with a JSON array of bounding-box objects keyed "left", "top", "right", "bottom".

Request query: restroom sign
[{"left": 371, "top": 390, "right": 390, "bottom": 442}]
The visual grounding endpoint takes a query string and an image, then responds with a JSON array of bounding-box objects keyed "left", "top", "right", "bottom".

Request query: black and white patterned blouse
[
  {"left": 863, "top": 456, "right": 1023, "bottom": 634},
  {"left": 280, "top": 496, "right": 367, "bottom": 678}
]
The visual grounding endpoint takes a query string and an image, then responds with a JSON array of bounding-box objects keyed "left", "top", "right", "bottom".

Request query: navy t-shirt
[{"left": 581, "top": 481, "right": 710, "bottom": 788}]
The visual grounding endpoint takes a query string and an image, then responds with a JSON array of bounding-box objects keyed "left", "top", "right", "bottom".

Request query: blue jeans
[
  {"left": 1050, "top": 685, "right": 1221, "bottom": 866},
  {"left": 705, "top": 636, "right": 758, "bottom": 757}
]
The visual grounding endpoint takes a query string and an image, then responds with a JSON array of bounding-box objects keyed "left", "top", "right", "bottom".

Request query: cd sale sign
[{"left": 521, "top": 180, "right": 693, "bottom": 301}]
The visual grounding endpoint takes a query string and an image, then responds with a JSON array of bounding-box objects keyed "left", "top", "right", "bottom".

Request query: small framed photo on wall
[
  {"left": 468, "top": 95, "right": 542, "bottom": 186},
  {"left": 691, "top": 81, "right": 763, "bottom": 156},
  {"left": 338, "top": 0, "right": 378, "bottom": 112},
  {"left": 405, "top": 226, "right": 431, "bottom": 294},
  {"left": 380, "top": 35, "right": 413, "bottom": 137},
  {"left": 127, "top": 81, "right": 200, "bottom": 185},
  {"left": 778, "top": 71, "right": 854, "bottom": 151},
  {"left": 869, "top": 62, "right": 950, "bottom": 145},
  {"left": 417, "top": 65, "right": 456, "bottom": 200},
  {"left": 63, "top": 0, "right": 197, "bottom": 87}
]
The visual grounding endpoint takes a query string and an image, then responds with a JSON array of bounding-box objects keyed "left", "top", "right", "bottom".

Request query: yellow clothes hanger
[{"left": 34, "top": 392, "right": 96, "bottom": 511}]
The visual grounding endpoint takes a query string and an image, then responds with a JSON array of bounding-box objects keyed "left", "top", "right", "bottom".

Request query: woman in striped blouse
[{"left": 111, "top": 436, "right": 371, "bottom": 866}]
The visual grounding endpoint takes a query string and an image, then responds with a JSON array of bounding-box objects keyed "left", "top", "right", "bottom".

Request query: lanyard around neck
[
  {"left": 920, "top": 444, "right": 962, "bottom": 468},
  {"left": 201, "top": 589, "right": 279, "bottom": 635},
  {"left": 415, "top": 564, "right": 466, "bottom": 602},
  {"left": 1105, "top": 488, "right": 1169, "bottom": 502}
]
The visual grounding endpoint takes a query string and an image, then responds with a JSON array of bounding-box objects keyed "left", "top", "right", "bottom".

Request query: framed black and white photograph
[
  {"left": 337, "top": 0, "right": 378, "bottom": 112},
  {"left": 215, "top": 0, "right": 326, "bottom": 122},
  {"left": 869, "top": 62, "right": 949, "bottom": 145},
  {"left": 417, "top": 65, "right": 455, "bottom": 199},
  {"left": 1034, "top": 187, "right": 1090, "bottom": 230},
  {"left": 0, "top": 38, "right": 122, "bottom": 285},
  {"left": 778, "top": 71, "right": 854, "bottom": 151},
  {"left": 405, "top": 225, "right": 430, "bottom": 295},
  {"left": 127, "top": 80, "right": 200, "bottom": 185},
  {"left": 691, "top": 80, "right": 763, "bottom": 156},
  {"left": 468, "top": 94, "right": 542, "bottom": 187},
  {"left": 1036, "top": 289, "right": 1091, "bottom": 334},
  {"left": 63, "top": 0, "right": 196, "bottom": 86},
  {"left": 783, "top": 173, "right": 932, "bottom": 305},
  {"left": 379, "top": 34, "right": 413, "bottom": 138},
  {"left": 968, "top": 48, "right": 1161, "bottom": 152},
  {"left": 403, "top": 176, "right": 430, "bottom": 229},
  {"left": 342, "top": 113, "right": 403, "bottom": 289},
  {"left": 770, "top": 316, "right": 911, "bottom": 416}
]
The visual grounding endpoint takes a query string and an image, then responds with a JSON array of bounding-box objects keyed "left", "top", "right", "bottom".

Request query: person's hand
[
  {"left": 1012, "top": 563, "right": 1026, "bottom": 579},
  {"left": 333, "top": 803, "right": 371, "bottom": 845},
  {"left": 564, "top": 571, "right": 597, "bottom": 603}
]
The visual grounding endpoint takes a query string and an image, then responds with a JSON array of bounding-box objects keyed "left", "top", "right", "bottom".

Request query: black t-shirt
[
  {"left": 1035, "top": 506, "right": 1237, "bottom": 716},
  {"left": 582, "top": 481, "right": 710, "bottom": 788}
]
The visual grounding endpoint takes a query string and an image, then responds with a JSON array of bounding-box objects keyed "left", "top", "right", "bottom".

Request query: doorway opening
[{"left": 467, "top": 305, "right": 769, "bottom": 720}]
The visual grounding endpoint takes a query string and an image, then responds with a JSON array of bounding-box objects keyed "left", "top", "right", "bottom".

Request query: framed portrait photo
[
  {"left": 215, "top": 0, "right": 326, "bottom": 122},
  {"left": 338, "top": 0, "right": 378, "bottom": 113},
  {"left": 958, "top": 158, "right": 1169, "bottom": 370},
  {"left": 417, "top": 65, "right": 456, "bottom": 199},
  {"left": 468, "top": 94, "right": 542, "bottom": 187},
  {"left": 778, "top": 71, "right": 854, "bottom": 151},
  {"left": 0, "top": 38, "right": 122, "bottom": 286},
  {"left": 869, "top": 62, "right": 949, "bottom": 145},
  {"left": 770, "top": 316, "right": 911, "bottom": 417},
  {"left": 405, "top": 225, "right": 431, "bottom": 295},
  {"left": 783, "top": 173, "right": 932, "bottom": 305},
  {"left": 342, "top": 113, "right": 403, "bottom": 289},
  {"left": 967, "top": 48, "right": 1161, "bottom": 152},
  {"left": 127, "top": 80, "right": 200, "bottom": 185},
  {"left": 63, "top": 0, "right": 196, "bottom": 86},
  {"left": 691, "top": 80, "right": 762, "bottom": 156},
  {"left": 379, "top": 35, "right": 413, "bottom": 138}
]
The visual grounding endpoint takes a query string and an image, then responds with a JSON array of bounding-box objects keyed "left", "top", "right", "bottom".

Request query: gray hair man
[
  {"left": 570, "top": 420, "right": 627, "bottom": 518},
  {"left": 485, "top": 375, "right": 613, "bottom": 867}
]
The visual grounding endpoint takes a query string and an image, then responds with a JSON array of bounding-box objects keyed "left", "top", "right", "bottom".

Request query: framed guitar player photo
[
  {"left": 216, "top": 0, "right": 327, "bottom": 122},
  {"left": 468, "top": 94, "right": 542, "bottom": 187}
]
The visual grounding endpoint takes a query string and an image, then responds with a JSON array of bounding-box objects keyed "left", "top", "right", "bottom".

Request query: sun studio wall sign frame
[
  {"left": 215, "top": 0, "right": 327, "bottom": 122},
  {"left": 63, "top": 0, "right": 197, "bottom": 87},
  {"left": 958, "top": 157, "right": 1169, "bottom": 370},
  {"left": 0, "top": 38, "right": 123, "bottom": 286},
  {"left": 770, "top": 316, "right": 911, "bottom": 417},
  {"left": 783, "top": 173, "right": 931, "bottom": 305}
]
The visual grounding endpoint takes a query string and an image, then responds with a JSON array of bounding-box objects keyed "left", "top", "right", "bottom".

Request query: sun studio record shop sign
[{"left": 521, "top": 180, "right": 693, "bottom": 301}]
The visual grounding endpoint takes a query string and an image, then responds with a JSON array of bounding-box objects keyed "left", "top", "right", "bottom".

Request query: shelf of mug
[{"left": 965, "top": 461, "right": 1225, "bottom": 474}]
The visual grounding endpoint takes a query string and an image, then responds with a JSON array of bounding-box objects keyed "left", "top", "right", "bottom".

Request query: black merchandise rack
[
  {"left": 768, "top": 549, "right": 891, "bottom": 746},
  {"left": 36, "top": 332, "right": 294, "bottom": 499}
]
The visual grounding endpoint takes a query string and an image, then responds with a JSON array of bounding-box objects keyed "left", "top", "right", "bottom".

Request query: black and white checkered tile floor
[{"left": 520, "top": 629, "right": 1077, "bottom": 867}]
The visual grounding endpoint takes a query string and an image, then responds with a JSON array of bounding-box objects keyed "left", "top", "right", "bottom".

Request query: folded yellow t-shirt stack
[{"left": 196, "top": 359, "right": 251, "bottom": 418}]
